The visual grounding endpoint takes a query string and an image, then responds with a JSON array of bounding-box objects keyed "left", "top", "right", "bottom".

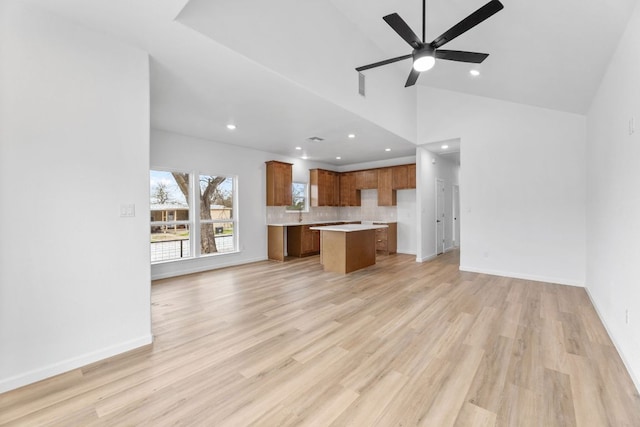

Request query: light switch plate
[{"left": 120, "top": 204, "right": 135, "bottom": 217}]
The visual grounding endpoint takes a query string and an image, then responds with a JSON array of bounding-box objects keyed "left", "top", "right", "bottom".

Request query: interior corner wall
[
  {"left": 0, "top": 1, "right": 152, "bottom": 393},
  {"left": 586, "top": 0, "right": 640, "bottom": 391},
  {"left": 417, "top": 87, "right": 586, "bottom": 286}
]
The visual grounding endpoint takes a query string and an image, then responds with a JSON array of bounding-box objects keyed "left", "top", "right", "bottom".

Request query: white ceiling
[{"left": 26, "top": 0, "right": 639, "bottom": 165}]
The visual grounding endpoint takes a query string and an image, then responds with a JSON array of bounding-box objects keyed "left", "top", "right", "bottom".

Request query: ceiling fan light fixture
[{"left": 413, "top": 48, "right": 435, "bottom": 72}]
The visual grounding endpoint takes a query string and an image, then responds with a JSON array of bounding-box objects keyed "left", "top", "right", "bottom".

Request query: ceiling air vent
[{"left": 307, "top": 136, "right": 325, "bottom": 142}]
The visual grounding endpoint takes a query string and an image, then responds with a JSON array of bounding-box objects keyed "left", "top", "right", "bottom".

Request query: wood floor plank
[{"left": 1, "top": 251, "right": 639, "bottom": 426}]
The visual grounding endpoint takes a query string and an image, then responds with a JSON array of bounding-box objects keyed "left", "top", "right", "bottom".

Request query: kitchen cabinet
[
  {"left": 287, "top": 224, "right": 320, "bottom": 257},
  {"left": 310, "top": 169, "right": 339, "bottom": 207},
  {"left": 374, "top": 222, "right": 397, "bottom": 255},
  {"left": 392, "top": 164, "right": 417, "bottom": 189},
  {"left": 377, "top": 167, "right": 397, "bottom": 206},
  {"left": 339, "top": 172, "right": 361, "bottom": 206},
  {"left": 265, "top": 161, "right": 292, "bottom": 206},
  {"left": 408, "top": 164, "right": 416, "bottom": 189},
  {"left": 355, "top": 169, "right": 378, "bottom": 189},
  {"left": 392, "top": 165, "right": 408, "bottom": 189},
  {"left": 267, "top": 226, "right": 286, "bottom": 261}
]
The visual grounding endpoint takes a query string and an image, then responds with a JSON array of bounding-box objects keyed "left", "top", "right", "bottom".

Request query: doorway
[
  {"left": 453, "top": 184, "right": 460, "bottom": 248},
  {"left": 436, "top": 179, "right": 445, "bottom": 255}
]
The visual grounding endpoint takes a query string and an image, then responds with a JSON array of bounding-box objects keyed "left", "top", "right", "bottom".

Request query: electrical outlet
[{"left": 630, "top": 117, "right": 635, "bottom": 135}]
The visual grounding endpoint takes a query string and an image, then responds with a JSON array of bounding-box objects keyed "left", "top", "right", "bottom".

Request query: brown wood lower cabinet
[
  {"left": 374, "top": 222, "right": 397, "bottom": 255},
  {"left": 287, "top": 225, "right": 320, "bottom": 257}
]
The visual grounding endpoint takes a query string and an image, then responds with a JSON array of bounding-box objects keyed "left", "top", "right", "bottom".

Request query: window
[
  {"left": 287, "top": 182, "right": 308, "bottom": 212},
  {"left": 150, "top": 170, "right": 238, "bottom": 263},
  {"left": 199, "top": 174, "right": 236, "bottom": 255},
  {"left": 150, "top": 170, "right": 191, "bottom": 262}
]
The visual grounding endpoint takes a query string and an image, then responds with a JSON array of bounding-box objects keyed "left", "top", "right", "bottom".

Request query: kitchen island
[{"left": 310, "top": 224, "right": 388, "bottom": 274}]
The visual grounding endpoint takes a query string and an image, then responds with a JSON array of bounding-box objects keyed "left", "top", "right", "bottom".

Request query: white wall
[
  {"left": 586, "top": 1, "right": 640, "bottom": 390},
  {"left": 0, "top": 1, "right": 151, "bottom": 393},
  {"left": 396, "top": 189, "right": 417, "bottom": 255},
  {"left": 417, "top": 87, "right": 587, "bottom": 286},
  {"left": 416, "top": 149, "right": 459, "bottom": 261},
  {"left": 177, "top": 0, "right": 417, "bottom": 144}
]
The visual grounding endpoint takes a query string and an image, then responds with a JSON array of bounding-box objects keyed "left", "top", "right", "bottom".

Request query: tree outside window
[{"left": 287, "top": 182, "right": 307, "bottom": 211}]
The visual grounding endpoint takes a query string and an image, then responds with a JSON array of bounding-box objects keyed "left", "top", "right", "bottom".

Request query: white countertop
[
  {"left": 267, "top": 220, "right": 358, "bottom": 227},
  {"left": 267, "top": 220, "right": 394, "bottom": 227},
  {"left": 309, "top": 224, "right": 388, "bottom": 232}
]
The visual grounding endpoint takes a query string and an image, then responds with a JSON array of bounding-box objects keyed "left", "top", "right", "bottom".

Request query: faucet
[{"left": 298, "top": 210, "right": 303, "bottom": 223}]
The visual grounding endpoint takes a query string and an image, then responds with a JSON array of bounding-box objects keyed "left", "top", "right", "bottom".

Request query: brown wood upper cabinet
[
  {"left": 339, "top": 172, "right": 361, "bottom": 207},
  {"left": 408, "top": 164, "right": 416, "bottom": 189},
  {"left": 355, "top": 169, "right": 378, "bottom": 189},
  {"left": 265, "top": 161, "right": 292, "bottom": 206},
  {"left": 392, "top": 165, "right": 408, "bottom": 189},
  {"left": 377, "top": 167, "right": 397, "bottom": 206},
  {"left": 392, "top": 164, "right": 417, "bottom": 189},
  {"left": 310, "top": 169, "right": 340, "bottom": 207}
]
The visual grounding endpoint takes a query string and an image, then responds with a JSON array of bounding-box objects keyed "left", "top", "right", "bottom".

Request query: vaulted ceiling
[{"left": 27, "top": 0, "right": 639, "bottom": 164}]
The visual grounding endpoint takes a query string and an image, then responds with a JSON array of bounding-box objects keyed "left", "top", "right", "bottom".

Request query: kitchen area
[{"left": 266, "top": 161, "right": 416, "bottom": 273}]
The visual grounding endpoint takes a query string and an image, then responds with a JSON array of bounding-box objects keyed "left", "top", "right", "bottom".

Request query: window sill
[{"left": 151, "top": 249, "right": 241, "bottom": 265}]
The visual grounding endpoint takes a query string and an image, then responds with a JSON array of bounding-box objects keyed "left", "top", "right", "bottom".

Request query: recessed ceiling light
[
  {"left": 226, "top": 124, "right": 236, "bottom": 130},
  {"left": 385, "top": 148, "right": 391, "bottom": 152},
  {"left": 441, "top": 144, "right": 449, "bottom": 149},
  {"left": 348, "top": 134, "right": 356, "bottom": 139},
  {"left": 336, "top": 156, "right": 341, "bottom": 160},
  {"left": 301, "top": 155, "right": 308, "bottom": 160},
  {"left": 295, "top": 146, "right": 302, "bottom": 150},
  {"left": 470, "top": 69, "right": 480, "bottom": 77}
]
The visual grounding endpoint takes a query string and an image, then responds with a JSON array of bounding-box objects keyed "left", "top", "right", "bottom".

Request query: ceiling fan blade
[
  {"left": 430, "top": 0, "right": 504, "bottom": 49},
  {"left": 356, "top": 54, "right": 413, "bottom": 72},
  {"left": 383, "top": 13, "right": 422, "bottom": 49},
  {"left": 405, "top": 68, "right": 420, "bottom": 87},
  {"left": 435, "top": 50, "right": 489, "bottom": 63}
]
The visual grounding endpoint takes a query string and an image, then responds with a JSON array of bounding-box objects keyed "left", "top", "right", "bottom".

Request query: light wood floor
[{"left": 2, "top": 251, "right": 640, "bottom": 426}]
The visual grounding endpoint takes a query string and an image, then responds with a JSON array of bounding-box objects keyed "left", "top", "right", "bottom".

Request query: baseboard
[
  {"left": 458, "top": 265, "right": 584, "bottom": 287},
  {"left": 151, "top": 256, "right": 267, "bottom": 280},
  {"left": 584, "top": 287, "right": 640, "bottom": 394},
  {"left": 396, "top": 249, "right": 416, "bottom": 256},
  {"left": 0, "top": 334, "right": 153, "bottom": 394},
  {"left": 417, "top": 253, "right": 438, "bottom": 263}
]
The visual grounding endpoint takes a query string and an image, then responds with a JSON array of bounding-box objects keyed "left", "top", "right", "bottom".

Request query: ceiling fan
[{"left": 356, "top": 0, "right": 504, "bottom": 87}]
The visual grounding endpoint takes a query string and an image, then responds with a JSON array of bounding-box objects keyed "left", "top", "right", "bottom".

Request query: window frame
[
  {"left": 150, "top": 168, "right": 193, "bottom": 263},
  {"left": 150, "top": 169, "right": 240, "bottom": 264},
  {"left": 196, "top": 173, "right": 238, "bottom": 258},
  {"left": 286, "top": 181, "right": 309, "bottom": 213}
]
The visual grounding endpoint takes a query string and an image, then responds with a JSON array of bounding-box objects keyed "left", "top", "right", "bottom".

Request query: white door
[
  {"left": 453, "top": 185, "right": 460, "bottom": 248},
  {"left": 436, "top": 179, "right": 445, "bottom": 255}
]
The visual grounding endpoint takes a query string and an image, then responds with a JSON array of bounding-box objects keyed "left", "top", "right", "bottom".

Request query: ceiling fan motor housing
[{"left": 413, "top": 45, "right": 436, "bottom": 71}]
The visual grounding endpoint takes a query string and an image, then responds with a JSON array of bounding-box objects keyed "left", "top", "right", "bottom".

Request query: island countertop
[{"left": 309, "top": 224, "right": 388, "bottom": 232}]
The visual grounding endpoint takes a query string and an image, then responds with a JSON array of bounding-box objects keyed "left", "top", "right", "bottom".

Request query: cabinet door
[
  {"left": 331, "top": 172, "right": 340, "bottom": 206},
  {"left": 392, "top": 165, "right": 408, "bottom": 189},
  {"left": 377, "top": 167, "right": 396, "bottom": 206},
  {"left": 355, "top": 169, "right": 378, "bottom": 189},
  {"left": 266, "top": 161, "right": 292, "bottom": 206},
  {"left": 311, "top": 169, "right": 340, "bottom": 207},
  {"left": 339, "top": 173, "right": 351, "bottom": 206},
  {"left": 300, "top": 226, "right": 321, "bottom": 255},
  {"left": 408, "top": 164, "right": 416, "bottom": 189}
]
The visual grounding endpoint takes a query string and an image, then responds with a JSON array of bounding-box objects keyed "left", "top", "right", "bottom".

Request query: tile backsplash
[{"left": 266, "top": 189, "right": 397, "bottom": 224}]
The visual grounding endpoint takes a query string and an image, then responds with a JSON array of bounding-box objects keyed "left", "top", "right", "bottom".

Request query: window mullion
[{"left": 192, "top": 171, "right": 201, "bottom": 258}]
